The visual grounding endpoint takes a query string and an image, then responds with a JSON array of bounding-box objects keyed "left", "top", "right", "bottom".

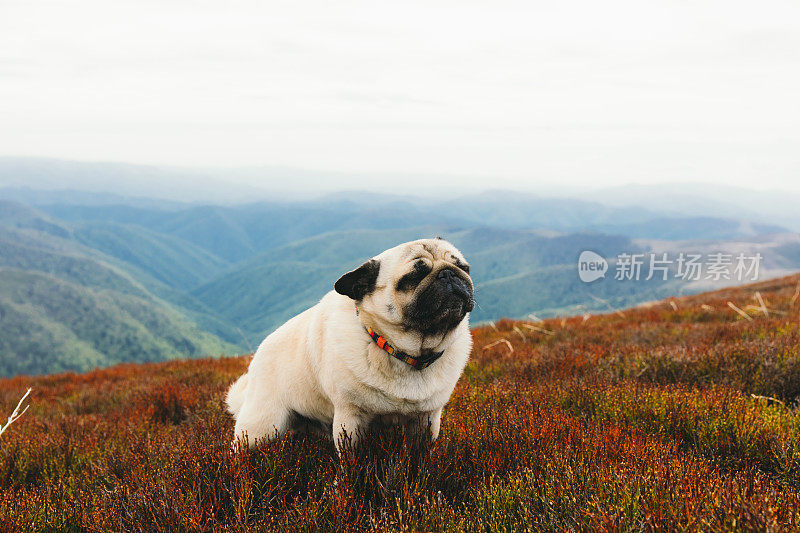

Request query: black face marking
[
  {"left": 402, "top": 266, "right": 475, "bottom": 336},
  {"left": 396, "top": 259, "right": 432, "bottom": 291},
  {"left": 454, "top": 258, "right": 470, "bottom": 274},
  {"left": 334, "top": 259, "right": 380, "bottom": 301}
]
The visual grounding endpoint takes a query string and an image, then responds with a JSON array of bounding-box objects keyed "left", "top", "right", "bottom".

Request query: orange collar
[{"left": 356, "top": 307, "right": 444, "bottom": 370}]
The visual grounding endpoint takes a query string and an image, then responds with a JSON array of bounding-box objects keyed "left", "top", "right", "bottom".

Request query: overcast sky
[{"left": 1, "top": 0, "right": 799, "bottom": 192}]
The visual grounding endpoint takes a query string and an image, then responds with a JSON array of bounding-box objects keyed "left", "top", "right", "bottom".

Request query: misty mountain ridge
[
  {"left": 2, "top": 185, "right": 791, "bottom": 244},
  {"left": 2, "top": 156, "right": 800, "bottom": 231}
]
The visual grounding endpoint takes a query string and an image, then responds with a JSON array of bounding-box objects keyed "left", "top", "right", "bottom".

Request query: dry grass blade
[
  {"left": 669, "top": 301, "right": 678, "bottom": 311},
  {"left": 512, "top": 326, "right": 527, "bottom": 342},
  {"left": 522, "top": 324, "right": 555, "bottom": 335},
  {"left": 751, "top": 394, "right": 785, "bottom": 407},
  {"left": 754, "top": 291, "right": 769, "bottom": 318},
  {"left": 791, "top": 282, "right": 800, "bottom": 306},
  {"left": 744, "top": 304, "right": 787, "bottom": 316},
  {"left": 727, "top": 301, "right": 753, "bottom": 322},
  {"left": 0, "top": 388, "right": 31, "bottom": 438},
  {"left": 482, "top": 339, "right": 513, "bottom": 353}
]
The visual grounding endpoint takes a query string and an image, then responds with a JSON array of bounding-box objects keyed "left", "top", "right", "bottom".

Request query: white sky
[{"left": 1, "top": 0, "right": 799, "bottom": 192}]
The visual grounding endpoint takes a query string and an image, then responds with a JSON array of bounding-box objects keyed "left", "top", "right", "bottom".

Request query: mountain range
[{"left": 1, "top": 173, "right": 799, "bottom": 377}]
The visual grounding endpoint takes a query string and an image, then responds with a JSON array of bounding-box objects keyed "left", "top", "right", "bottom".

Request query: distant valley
[{"left": 1, "top": 180, "right": 799, "bottom": 377}]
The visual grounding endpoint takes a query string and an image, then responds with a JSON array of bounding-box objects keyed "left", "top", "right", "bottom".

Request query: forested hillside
[
  {"left": 0, "top": 201, "right": 239, "bottom": 375},
  {"left": 2, "top": 192, "right": 799, "bottom": 376},
  {"left": 192, "top": 227, "right": 681, "bottom": 346}
]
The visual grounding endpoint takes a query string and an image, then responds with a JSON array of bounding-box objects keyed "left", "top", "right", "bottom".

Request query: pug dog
[{"left": 226, "top": 238, "right": 474, "bottom": 453}]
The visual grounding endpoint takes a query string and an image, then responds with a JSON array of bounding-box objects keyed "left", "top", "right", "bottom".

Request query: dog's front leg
[
  {"left": 408, "top": 407, "right": 443, "bottom": 442},
  {"left": 332, "top": 405, "right": 365, "bottom": 455}
]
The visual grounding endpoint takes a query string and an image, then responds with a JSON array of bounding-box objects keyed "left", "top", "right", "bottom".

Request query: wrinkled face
[
  {"left": 335, "top": 238, "right": 475, "bottom": 336},
  {"left": 387, "top": 240, "right": 474, "bottom": 335}
]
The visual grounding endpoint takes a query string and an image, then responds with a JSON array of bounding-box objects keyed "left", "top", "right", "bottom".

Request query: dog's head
[{"left": 335, "top": 238, "right": 474, "bottom": 337}]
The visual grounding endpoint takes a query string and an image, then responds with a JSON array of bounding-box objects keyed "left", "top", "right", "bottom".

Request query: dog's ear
[{"left": 335, "top": 259, "right": 380, "bottom": 300}]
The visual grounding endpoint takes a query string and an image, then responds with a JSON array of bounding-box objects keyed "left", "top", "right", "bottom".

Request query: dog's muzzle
[
  {"left": 406, "top": 268, "right": 475, "bottom": 334},
  {"left": 435, "top": 268, "right": 475, "bottom": 313}
]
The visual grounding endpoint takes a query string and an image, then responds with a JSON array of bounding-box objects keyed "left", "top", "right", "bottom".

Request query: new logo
[{"left": 578, "top": 251, "right": 608, "bottom": 283}]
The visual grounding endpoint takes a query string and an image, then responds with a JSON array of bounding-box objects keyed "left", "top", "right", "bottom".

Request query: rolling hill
[
  {"left": 192, "top": 226, "right": 682, "bottom": 346},
  {"left": 0, "top": 201, "right": 240, "bottom": 376},
  {"left": 72, "top": 222, "right": 231, "bottom": 290},
  {"left": 0, "top": 269, "right": 233, "bottom": 376},
  {"left": 1, "top": 192, "right": 799, "bottom": 377}
]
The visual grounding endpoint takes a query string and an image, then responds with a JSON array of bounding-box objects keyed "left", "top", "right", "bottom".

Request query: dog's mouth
[{"left": 404, "top": 268, "right": 474, "bottom": 335}]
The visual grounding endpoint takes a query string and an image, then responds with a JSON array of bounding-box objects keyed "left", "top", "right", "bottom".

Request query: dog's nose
[{"left": 437, "top": 269, "right": 456, "bottom": 282}]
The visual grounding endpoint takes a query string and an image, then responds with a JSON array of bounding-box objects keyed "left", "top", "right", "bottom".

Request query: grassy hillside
[{"left": 1, "top": 275, "right": 799, "bottom": 530}]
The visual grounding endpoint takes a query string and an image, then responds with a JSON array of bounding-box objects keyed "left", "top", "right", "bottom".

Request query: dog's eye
[
  {"left": 396, "top": 259, "right": 432, "bottom": 291},
  {"left": 452, "top": 258, "right": 470, "bottom": 274}
]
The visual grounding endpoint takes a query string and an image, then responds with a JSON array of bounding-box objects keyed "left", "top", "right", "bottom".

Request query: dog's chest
[{"left": 345, "top": 377, "right": 445, "bottom": 416}]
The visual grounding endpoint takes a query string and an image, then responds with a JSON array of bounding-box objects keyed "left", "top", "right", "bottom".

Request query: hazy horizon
[{"left": 3, "top": 154, "right": 800, "bottom": 202}]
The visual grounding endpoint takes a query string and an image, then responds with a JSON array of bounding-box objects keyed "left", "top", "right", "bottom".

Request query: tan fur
[{"left": 226, "top": 238, "right": 473, "bottom": 453}]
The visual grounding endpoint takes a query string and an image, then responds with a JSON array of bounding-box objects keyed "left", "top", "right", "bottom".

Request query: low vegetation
[{"left": 1, "top": 275, "right": 800, "bottom": 531}]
